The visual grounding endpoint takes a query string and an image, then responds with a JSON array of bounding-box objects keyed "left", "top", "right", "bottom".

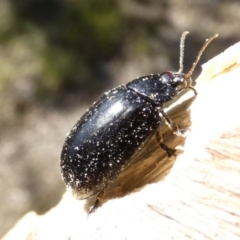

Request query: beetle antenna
[
  {"left": 184, "top": 33, "right": 218, "bottom": 92},
  {"left": 178, "top": 31, "right": 189, "bottom": 73}
]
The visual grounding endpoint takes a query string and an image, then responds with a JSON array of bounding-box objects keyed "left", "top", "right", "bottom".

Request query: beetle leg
[
  {"left": 89, "top": 189, "right": 105, "bottom": 214},
  {"left": 158, "top": 109, "right": 186, "bottom": 135},
  {"left": 155, "top": 131, "right": 176, "bottom": 157}
]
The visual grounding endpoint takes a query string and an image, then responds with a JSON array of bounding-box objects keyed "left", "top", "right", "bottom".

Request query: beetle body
[
  {"left": 61, "top": 72, "right": 184, "bottom": 199},
  {"left": 60, "top": 32, "right": 217, "bottom": 211}
]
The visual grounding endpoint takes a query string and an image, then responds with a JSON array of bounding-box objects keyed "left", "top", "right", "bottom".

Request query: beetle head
[{"left": 161, "top": 71, "right": 185, "bottom": 89}]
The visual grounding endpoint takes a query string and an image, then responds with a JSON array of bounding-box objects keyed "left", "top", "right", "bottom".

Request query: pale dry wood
[{"left": 3, "top": 42, "right": 240, "bottom": 240}]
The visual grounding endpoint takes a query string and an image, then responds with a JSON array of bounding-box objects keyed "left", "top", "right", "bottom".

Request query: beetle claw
[
  {"left": 88, "top": 199, "right": 99, "bottom": 214},
  {"left": 88, "top": 190, "right": 105, "bottom": 214},
  {"left": 159, "top": 142, "right": 177, "bottom": 157}
]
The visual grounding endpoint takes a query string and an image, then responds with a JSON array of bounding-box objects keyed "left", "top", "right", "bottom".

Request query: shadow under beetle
[{"left": 60, "top": 32, "right": 218, "bottom": 213}]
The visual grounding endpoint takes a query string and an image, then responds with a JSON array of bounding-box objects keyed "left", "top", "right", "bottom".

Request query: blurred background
[{"left": 0, "top": 0, "right": 239, "bottom": 237}]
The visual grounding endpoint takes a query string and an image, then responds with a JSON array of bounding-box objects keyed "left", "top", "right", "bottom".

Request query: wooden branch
[{"left": 3, "top": 42, "right": 240, "bottom": 240}]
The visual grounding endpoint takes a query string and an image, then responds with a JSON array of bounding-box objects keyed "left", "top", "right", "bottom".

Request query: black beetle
[{"left": 60, "top": 32, "right": 217, "bottom": 212}]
